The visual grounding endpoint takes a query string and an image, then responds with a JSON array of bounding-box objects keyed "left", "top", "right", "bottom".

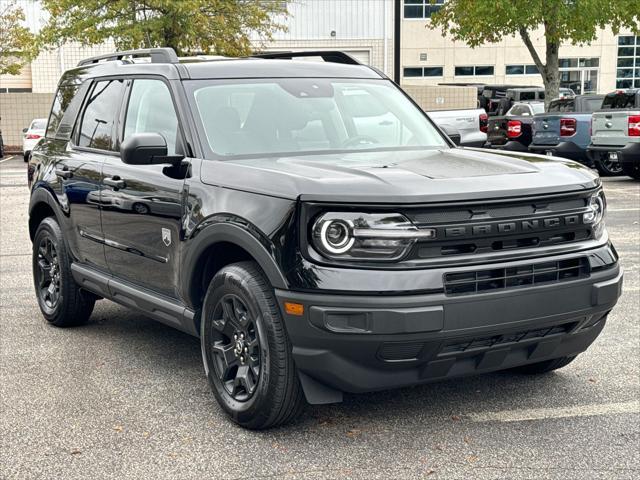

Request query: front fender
[{"left": 180, "top": 219, "right": 289, "bottom": 310}]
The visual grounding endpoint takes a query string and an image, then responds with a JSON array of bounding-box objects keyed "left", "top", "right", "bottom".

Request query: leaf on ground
[
  {"left": 113, "top": 425, "right": 123, "bottom": 432},
  {"left": 426, "top": 469, "right": 436, "bottom": 476},
  {"left": 588, "top": 378, "right": 597, "bottom": 383},
  {"left": 346, "top": 428, "right": 362, "bottom": 438},
  {"left": 467, "top": 455, "right": 478, "bottom": 463},
  {"left": 464, "top": 436, "right": 472, "bottom": 444},
  {"left": 70, "top": 449, "right": 82, "bottom": 455},
  {"left": 451, "top": 415, "right": 461, "bottom": 421}
]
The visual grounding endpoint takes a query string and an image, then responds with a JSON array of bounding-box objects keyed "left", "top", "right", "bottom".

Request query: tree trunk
[
  {"left": 519, "top": 26, "right": 560, "bottom": 109},
  {"left": 543, "top": 37, "right": 560, "bottom": 109}
]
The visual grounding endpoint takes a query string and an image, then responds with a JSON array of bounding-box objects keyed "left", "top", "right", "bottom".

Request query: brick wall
[{"left": 0, "top": 93, "right": 54, "bottom": 148}]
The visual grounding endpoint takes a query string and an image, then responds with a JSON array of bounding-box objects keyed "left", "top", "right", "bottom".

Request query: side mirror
[
  {"left": 23, "top": 127, "right": 28, "bottom": 133},
  {"left": 120, "top": 133, "right": 183, "bottom": 166}
]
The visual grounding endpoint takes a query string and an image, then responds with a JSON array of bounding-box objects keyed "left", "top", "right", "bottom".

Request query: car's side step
[{"left": 71, "top": 263, "right": 198, "bottom": 337}]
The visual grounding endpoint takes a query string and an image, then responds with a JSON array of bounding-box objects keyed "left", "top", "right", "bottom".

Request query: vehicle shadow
[{"left": 80, "top": 304, "right": 581, "bottom": 435}]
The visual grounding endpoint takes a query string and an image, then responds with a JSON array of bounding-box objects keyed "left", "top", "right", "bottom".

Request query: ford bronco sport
[{"left": 28, "top": 48, "right": 623, "bottom": 429}]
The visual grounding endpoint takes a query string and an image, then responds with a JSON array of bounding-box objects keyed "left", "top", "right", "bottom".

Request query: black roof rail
[
  {"left": 251, "top": 50, "right": 361, "bottom": 66},
  {"left": 77, "top": 47, "right": 179, "bottom": 67}
]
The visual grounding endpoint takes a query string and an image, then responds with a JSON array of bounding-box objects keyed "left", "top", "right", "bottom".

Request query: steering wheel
[{"left": 342, "top": 135, "right": 380, "bottom": 148}]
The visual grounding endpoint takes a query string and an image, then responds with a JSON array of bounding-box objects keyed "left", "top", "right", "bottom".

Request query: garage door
[{"left": 344, "top": 50, "right": 370, "bottom": 65}]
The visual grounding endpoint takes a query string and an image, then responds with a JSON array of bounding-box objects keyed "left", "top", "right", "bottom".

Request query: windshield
[
  {"left": 31, "top": 119, "right": 47, "bottom": 130},
  {"left": 187, "top": 78, "right": 448, "bottom": 158}
]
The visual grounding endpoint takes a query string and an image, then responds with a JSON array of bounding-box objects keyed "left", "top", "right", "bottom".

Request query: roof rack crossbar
[
  {"left": 77, "top": 47, "right": 179, "bottom": 67},
  {"left": 251, "top": 51, "right": 361, "bottom": 66}
]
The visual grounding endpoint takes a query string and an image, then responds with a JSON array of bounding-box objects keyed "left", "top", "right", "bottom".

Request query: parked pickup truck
[
  {"left": 529, "top": 95, "right": 604, "bottom": 167},
  {"left": 485, "top": 102, "right": 545, "bottom": 151},
  {"left": 426, "top": 108, "right": 487, "bottom": 147},
  {"left": 587, "top": 89, "right": 640, "bottom": 180}
]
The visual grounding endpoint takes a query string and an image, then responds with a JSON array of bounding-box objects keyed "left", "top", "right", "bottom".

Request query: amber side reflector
[{"left": 284, "top": 302, "right": 304, "bottom": 316}]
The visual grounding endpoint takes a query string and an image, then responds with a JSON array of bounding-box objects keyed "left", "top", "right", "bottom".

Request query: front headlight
[
  {"left": 312, "top": 212, "right": 434, "bottom": 261},
  {"left": 583, "top": 190, "right": 606, "bottom": 237}
]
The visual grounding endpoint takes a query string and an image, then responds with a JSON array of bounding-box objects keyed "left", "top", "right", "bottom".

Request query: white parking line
[
  {"left": 468, "top": 400, "right": 640, "bottom": 423},
  {"left": 0, "top": 156, "right": 16, "bottom": 164}
]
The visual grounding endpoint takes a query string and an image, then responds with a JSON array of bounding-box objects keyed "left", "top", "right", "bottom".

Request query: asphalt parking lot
[{"left": 1, "top": 154, "right": 639, "bottom": 479}]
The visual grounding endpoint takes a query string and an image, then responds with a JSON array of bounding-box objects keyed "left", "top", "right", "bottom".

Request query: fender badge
[{"left": 162, "top": 228, "right": 172, "bottom": 247}]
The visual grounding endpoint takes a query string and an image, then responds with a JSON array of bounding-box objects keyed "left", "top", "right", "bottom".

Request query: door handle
[
  {"left": 55, "top": 168, "right": 72, "bottom": 179},
  {"left": 103, "top": 176, "right": 126, "bottom": 190}
]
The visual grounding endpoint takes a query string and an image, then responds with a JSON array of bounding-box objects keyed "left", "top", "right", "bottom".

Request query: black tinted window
[
  {"left": 78, "top": 80, "right": 124, "bottom": 150},
  {"left": 602, "top": 92, "right": 636, "bottom": 109},
  {"left": 520, "top": 92, "right": 535, "bottom": 101},
  {"left": 46, "top": 84, "right": 81, "bottom": 138}
]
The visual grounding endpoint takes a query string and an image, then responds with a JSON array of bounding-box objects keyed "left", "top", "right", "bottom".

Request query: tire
[
  {"left": 32, "top": 217, "right": 95, "bottom": 327},
  {"left": 510, "top": 355, "right": 576, "bottom": 374},
  {"left": 132, "top": 203, "right": 149, "bottom": 215},
  {"left": 621, "top": 162, "right": 640, "bottom": 180},
  {"left": 594, "top": 156, "right": 623, "bottom": 177},
  {"left": 201, "top": 261, "right": 304, "bottom": 429},
  {"left": 24, "top": 152, "right": 30, "bottom": 162}
]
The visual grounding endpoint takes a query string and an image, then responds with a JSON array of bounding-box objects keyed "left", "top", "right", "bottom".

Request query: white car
[{"left": 22, "top": 118, "right": 47, "bottom": 162}]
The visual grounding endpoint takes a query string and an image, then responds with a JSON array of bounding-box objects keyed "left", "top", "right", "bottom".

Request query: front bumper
[
  {"left": 276, "top": 245, "right": 622, "bottom": 401},
  {"left": 587, "top": 142, "right": 640, "bottom": 166},
  {"left": 529, "top": 141, "right": 588, "bottom": 163}
]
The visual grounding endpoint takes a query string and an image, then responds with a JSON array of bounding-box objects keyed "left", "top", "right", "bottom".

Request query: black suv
[{"left": 28, "top": 48, "right": 623, "bottom": 429}]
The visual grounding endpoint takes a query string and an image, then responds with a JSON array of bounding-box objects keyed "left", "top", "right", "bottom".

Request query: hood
[{"left": 200, "top": 147, "right": 599, "bottom": 204}]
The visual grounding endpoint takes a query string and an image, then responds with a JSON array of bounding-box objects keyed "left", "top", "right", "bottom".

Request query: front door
[{"left": 100, "top": 78, "right": 188, "bottom": 298}]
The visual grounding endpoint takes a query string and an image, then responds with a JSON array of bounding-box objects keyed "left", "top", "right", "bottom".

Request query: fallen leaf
[
  {"left": 346, "top": 428, "right": 362, "bottom": 438},
  {"left": 426, "top": 470, "right": 436, "bottom": 476},
  {"left": 70, "top": 449, "right": 82, "bottom": 455},
  {"left": 588, "top": 378, "right": 597, "bottom": 383},
  {"left": 433, "top": 444, "right": 444, "bottom": 451},
  {"left": 467, "top": 455, "right": 478, "bottom": 463},
  {"left": 451, "top": 415, "right": 461, "bottom": 421},
  {"left": 113, "top": 425, "right": 123, "bottom": 432},
  {"left": 463, "top": 436, "right": 471, "bottom": 444},
  {"left": 142, "top": 432, "right": 150, "bottom": 438}
]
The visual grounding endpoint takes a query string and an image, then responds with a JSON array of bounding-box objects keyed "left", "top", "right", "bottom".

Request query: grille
[
  {"left": 404, "top": 193, "right": 593, "bottom": 259},
  {"left": 440, "top": 322, "right": 576, "bottom": 355},
  {"left": 444, "top": 257, "right": 589, "bottom": 296},
  {"left": 378, "top": 342, "right": 425, "bottom": 361}
]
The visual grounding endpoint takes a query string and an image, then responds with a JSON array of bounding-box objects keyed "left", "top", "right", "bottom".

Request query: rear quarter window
[{"left": 46, "top": 82, "right": 88, "bottom": 140}]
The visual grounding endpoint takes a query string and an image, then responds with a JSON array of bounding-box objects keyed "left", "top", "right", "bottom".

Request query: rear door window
[{"left": 77, "top": 79, "right": 125, "bottom": 151}]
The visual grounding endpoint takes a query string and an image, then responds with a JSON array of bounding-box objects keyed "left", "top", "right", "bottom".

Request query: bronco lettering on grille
[{"left": 444, "top": 214, "right": 581, "bottom": 238}]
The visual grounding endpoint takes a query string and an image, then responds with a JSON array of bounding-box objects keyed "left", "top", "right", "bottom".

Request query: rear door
[
  {"left": 100, "top": 77, "right": 188, "bottom": 299},
  {"left": 53, "top": 78, "right": 126, "bottom": 269}
]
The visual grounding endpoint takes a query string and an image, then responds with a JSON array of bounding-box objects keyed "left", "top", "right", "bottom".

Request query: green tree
[
  {"left": 0, "top": 1, "right": 38, "bottom": 75},
  {"left": 429, "top": 0, "right": 640, "bottom": 104},
  {"left": 39, "top": 0, "right": 289, "bottom": 56}
]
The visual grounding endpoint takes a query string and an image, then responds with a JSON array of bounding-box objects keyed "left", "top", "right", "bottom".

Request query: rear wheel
[
  {"left": 32, "top": 217, "right": 95, "bottom": 326},
  {"left": 201, "top": 261, "right": 304, "bottom": 429},
  {"left": 594, "top": 155, "right": 623, "bottom": 177},
  {"left": 621, "top": 162, "right": 640, "bottom": 180},
  {"left": 510, "top": 355, "right": 576, "bottom": 374}
]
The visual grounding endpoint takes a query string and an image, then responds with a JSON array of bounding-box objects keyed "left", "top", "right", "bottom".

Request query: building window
[
  {"left": 505, "top": 65, "right": 540, "bottom": 75},
  {"left": 455, "top": 65, "right": 494, "bottom": 76},
  {"left": 616, "top": 35, "right": 640, "bottom": 89},
  {"left": 559, "top": 57, "right": 599, "bottom": 94},
  {"left": 404, "top": 0, "right": 445, "bottom": 19},
  {"left": 403, "top": 66, "right": 444, "bottom": 77}
]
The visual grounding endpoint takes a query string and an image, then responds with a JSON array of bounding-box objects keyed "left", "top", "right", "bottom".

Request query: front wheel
[
  {"left": 201, "top": 261, "right": 304, "bottom": 429},
  {"left": 621, "top": 162, "right": 640, "bottom": 180}
]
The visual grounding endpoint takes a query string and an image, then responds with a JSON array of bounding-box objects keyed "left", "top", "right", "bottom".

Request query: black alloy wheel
[
  {"left": 210, "top": 294, "right": 262, "bottom": 402},
  {"left": 35, "top": 237, "right": 61, "bottom": 310}
]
